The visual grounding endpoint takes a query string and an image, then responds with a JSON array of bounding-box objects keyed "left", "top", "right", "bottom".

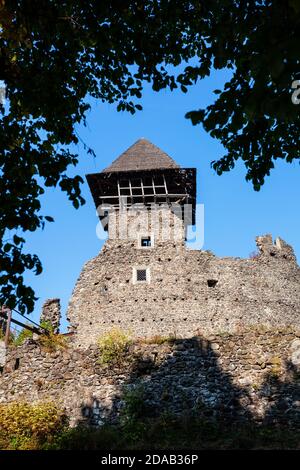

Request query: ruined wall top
[
  {"left": 40, "top": 298, "right": 61, "bottom": 334},
  {"left": 66, "top": 233, "right": 300, "bottom": 347},
  {"left": 256, "top": 234, "right": 297, "bottom": 262}
]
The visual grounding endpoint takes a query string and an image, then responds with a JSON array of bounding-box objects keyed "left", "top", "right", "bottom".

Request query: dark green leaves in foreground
[
  {"left": 185, "top": 0, "right": 300, "bottom": 190},
  {"left": 0, "top": 0, "right": 202, "bottom": 313}
]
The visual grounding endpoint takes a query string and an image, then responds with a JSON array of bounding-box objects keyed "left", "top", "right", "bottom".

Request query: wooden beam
[
  {"left": 129, "top": 178, "right": 133, "bottom": 204},
  {"left": 4, "top": 309, "right": 11, "bottom": 348},
  {"left": 0, "top": 311, "right": 47, "bottom": 336},
  {"left": 9, "top": 317, "right": 42, "bottom": 335}
]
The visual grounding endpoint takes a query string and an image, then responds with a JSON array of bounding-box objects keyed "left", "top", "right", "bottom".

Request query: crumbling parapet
[
  {"left": 40, "top": 298, "right": 61, "bottom": 333},
  {"left": 256, "top": 234, "right": 297, "bottom": 262}
]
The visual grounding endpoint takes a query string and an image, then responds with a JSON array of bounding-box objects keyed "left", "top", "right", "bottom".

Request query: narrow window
[
  {"left": 207, "top": 279, "right": 218, "bottom": 288},
  {"left": 141, "top": 236, "right": 152, "bottom": 248}
]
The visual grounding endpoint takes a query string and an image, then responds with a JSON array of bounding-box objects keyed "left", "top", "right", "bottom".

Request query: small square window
[
  {"left": 133, "top": 266, "right": 150, "bottom": 284},
  {"left": 136, "top": 269, "right": 147, "bottom": 282},
  {"left": 141, "top": 236, "right": 152, "bottom": 247}
]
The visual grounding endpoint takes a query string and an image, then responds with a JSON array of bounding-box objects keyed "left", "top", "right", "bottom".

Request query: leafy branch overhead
[
  {"left": 0, "top": 0, "right": 299, "bottom": 313},
  {"left": 185, "top": 0, "right": 300, "bottom": 190}
]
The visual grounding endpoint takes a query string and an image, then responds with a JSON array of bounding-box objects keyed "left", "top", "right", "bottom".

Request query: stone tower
[
  {"left": 87, "top": 137, "right": 196, "bottom": 243},
  {"left": 67, "top": 139, "right": 300, "bottom": 348}
]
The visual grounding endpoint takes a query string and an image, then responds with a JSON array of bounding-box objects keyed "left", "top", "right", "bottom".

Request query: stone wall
[
  {"left": 67, "top": 217, "right": 300, "bottom": 347},
  {"left": 0, "top": 328, "right": 300, "bottom": 427}
]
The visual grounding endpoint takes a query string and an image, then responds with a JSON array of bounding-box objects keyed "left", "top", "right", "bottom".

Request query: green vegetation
[
  {"left": 138, "top": 334, "right": 177, "bottom": 345},
  {"left": 38, "top": 321, "right": 67, "bottom": 353},
  {"left": 48, "top": 416, "right": 300, "bottom": 450},
  {"left": 0, "top": 401, "right": 67, "bottom": 450},
  {"left": 120, "top": 385, "right": 147, "bottom": 425},
  {"left": 0, "top": 398, "right": 299, "bottom": 450},
  {"left": 12, "top": 325, "right": 33, "bottom": 346},
  {"left": 11, "top": 320, "right": 67, "bottom": 351},
  {"left": 98, "top": 328, "right": 132, "bottom": 366}
]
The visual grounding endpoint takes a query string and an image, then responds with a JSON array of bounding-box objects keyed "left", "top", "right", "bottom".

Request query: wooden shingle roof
[{"left": 102, "top": 138, "right": 180, "bottom": 173}]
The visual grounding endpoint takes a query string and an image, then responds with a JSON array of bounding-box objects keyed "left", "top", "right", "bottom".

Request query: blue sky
[{"left": 18, "top": 69, "right": 300, "bottom": 330}]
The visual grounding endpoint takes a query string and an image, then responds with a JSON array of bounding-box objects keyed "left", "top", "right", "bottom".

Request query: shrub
[
  {"left": 38, "top": 320, "right": 67, "bottom": 352},
  {"left": 12, "top": 320, "right": 67, "bottom": 351},
  {"left": 118, "top": 385, "right": 149, "bottom": 443},
  {"left": 120, "top": 385, "right": 147, "bottom": 424},
  {"left": 0, "top": 401, "right": 68, "bottom": 450},
  {"left": 13, "top": 326, "right": 33, "bottom": 346},
  {"left": 38, "top": 331, "right": 67, "bottom": 352},
  {"left": 98, "top": 327, "right": 132, "bottom": 365}
]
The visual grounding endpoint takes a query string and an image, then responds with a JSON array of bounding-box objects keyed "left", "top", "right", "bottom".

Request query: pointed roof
[{"left": 102, "top": 138, "right": 180, "bottom": 173}]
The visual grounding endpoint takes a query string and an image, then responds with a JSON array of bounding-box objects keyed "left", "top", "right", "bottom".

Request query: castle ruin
[
  {"left": 65, "top": 138, "right": 300, "bottom": 347},
  {"left": 0, "top": 138, "right": 300, "bottom": 429}
]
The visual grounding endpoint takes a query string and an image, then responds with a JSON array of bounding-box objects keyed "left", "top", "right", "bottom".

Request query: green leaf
[{"left": 13, "top": 235, "right": 25, "bottom": 246}]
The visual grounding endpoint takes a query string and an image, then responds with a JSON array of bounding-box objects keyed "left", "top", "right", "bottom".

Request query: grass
[{"left": 137, "top": 334, "right": 177, "bottom": 345}]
